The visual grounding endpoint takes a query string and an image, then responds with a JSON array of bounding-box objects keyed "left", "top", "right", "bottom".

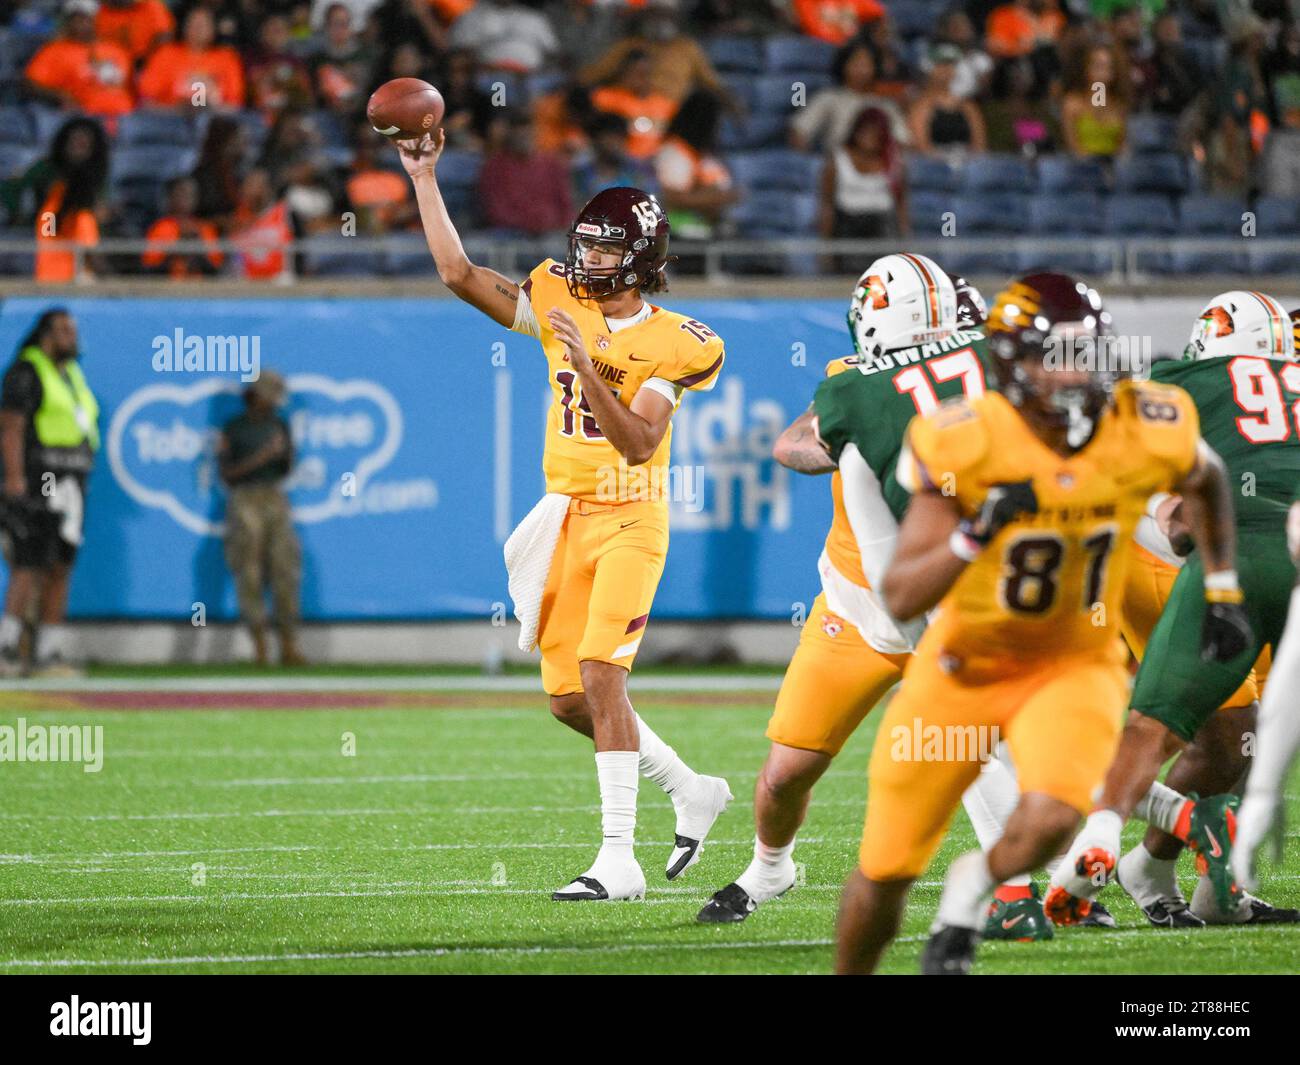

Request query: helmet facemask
[{"left": 564, "top": 232, "right": 642, "bottom": 299}]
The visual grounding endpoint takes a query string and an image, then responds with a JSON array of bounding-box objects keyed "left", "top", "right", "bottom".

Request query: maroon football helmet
[
  {"left": 950, "top": 275, "right": 987, "bottom": 328},
  {"left": 564, "top": 187, "right": 671, "bottom": 299},
  {"left": 987, "top": 271, "right": 1116, "bottom": 447}
]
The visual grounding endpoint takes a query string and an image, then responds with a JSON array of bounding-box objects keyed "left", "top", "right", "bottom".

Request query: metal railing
[{"left": 2, "top": 234, "right": 1296, "bottom": 285}]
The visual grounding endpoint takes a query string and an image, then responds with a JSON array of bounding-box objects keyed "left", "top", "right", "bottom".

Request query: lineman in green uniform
[
  {"left": 1051, "top": 290, "right": 1300, "bottom": 923},
  {"left": 0, "top": 307, "right": 99, "bottom": 676},
  {"left": 698, "top": 256, "right": 1054, "bottom": 936}
]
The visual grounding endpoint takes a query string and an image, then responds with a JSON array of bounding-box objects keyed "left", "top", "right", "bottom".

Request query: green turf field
[{"left": 2, "top": 675, "right": 1298, "bottom": 974}]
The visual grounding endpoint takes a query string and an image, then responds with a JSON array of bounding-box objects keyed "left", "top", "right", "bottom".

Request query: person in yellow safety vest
[{"left": 0, "top": 307, "right": 99, "bottom": 676}]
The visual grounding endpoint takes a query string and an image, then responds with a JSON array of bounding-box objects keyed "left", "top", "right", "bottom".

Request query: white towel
[{"left": 504, "top": 493, "right": 570, "bottom": 652}]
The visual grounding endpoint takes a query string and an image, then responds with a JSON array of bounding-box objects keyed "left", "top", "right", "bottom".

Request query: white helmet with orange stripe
[
  {"left": 1185, "top": 291, "right": 1294, "bottom": 361},
  {"left": 847, "top": 253, "right": 958, "bottom": 366}
]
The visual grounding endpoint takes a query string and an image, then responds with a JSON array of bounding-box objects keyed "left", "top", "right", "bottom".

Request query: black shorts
[{"left": 3, "top": 498, "right": 79, "bottom": 570}]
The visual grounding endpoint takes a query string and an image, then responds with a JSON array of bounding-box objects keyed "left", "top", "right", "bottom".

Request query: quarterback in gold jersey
[
  {"left": 833, "top": 273, "right": 1250, "bottom": 975},
  {"left": 398, "top": 132, "right": 731, "bottom": 903}
]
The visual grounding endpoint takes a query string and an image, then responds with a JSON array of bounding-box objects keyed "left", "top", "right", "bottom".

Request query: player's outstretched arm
[
  {"left": 397, "top": 130, "right": 521, "bottom": 328},
  {"left": 880, "top": 489, "right": 969, "bottom": 620},
  {"left": 772, "top": 406, "right": 834, "bottom": 474}
]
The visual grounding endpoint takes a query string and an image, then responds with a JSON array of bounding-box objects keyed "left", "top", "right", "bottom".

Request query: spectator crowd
[{"left": 0, "top": 0, "right": 1298, "bottom": 280}]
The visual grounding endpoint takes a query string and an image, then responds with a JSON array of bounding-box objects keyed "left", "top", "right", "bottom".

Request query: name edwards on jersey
[{"left": 844, "top": 328, "right": 988, "bottom": 375}]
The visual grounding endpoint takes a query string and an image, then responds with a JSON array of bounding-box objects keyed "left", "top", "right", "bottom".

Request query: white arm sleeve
[
  {"left": 1246, "top": 584, "right": 1300, "bottom": 799},
  {"left": 838, "top": 443, "right": 901, "bottom": 593},
  {"left": 511, "top": 294, "right": 541, "bottom": 338}
]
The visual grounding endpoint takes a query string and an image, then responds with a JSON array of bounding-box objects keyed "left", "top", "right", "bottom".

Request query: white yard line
[{"left": 1, "top": 673, "right": 782, "bottom": 693}]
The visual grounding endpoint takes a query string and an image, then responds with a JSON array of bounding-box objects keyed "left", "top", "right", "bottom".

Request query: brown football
[{"left": 366, "top": 78, "right": 445, "bottom": 139}]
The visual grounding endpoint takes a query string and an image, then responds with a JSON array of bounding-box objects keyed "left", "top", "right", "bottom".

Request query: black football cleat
[
  {"left": 1238, "top": 896, "right": 1300, "bottom": 924},
  {"left": 1076, "top": 899, "right": 1117, "bottom": 928},
  {"left": 1138, "top": 897, "right": 1206, "bottom": 929},
  {"left": 696, "top": 882, "right": 757, "bottom": 924},
  {"left": 921, "top": 925, "right": 978, "bottom": 975}
]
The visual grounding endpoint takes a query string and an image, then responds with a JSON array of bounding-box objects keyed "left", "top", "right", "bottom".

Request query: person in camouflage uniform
[{"left": 218, "top": 370, "right": 304, "bottom": 667}]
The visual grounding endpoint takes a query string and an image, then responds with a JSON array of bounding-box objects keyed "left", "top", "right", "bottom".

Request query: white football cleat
[
  {"left": 552, "top": 848, "right": 646, "bottom": 902},
  {"left": 666, "top": 774, "right": 733, "bottom": 880}
]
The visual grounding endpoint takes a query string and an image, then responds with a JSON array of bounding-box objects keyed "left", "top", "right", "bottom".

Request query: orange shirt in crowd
[
  {"left": 35, "top": 185, "right": 100, "bottom": 284},
  {"left": 139, "top": 43, "right": 246, "bottom": 108},
  {"left": 794, "top": 0, "right": 885, "bottom": 45},
  {"left": 25, "top": 39, "right": 134, "bottom": 117},
  {"left": 590, "top": 86, "right": 677, "bottom": 159},
  {"left": 346, "top": 169, "right": 410, "bottom": 229},
  {"left": 96, "top": 0, "right": 176, "bottom": 62},
  {"left": 428, "top": 0, "right": 476, "bottom": 20},
  {"left": 233, "top": 201, "right": 291, "bottom": 279},
  {"left": 985, "top": 3, "right": 1065, "bottom": 59},
  {"left": 143, "top": 217, "right": 224, "bottom": 277}
]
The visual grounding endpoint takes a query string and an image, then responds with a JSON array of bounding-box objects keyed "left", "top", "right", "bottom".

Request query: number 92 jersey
[
  {"left": 520, "top": 259, "right": 725, "bottom": 503},
  {"left": 897, "top": 381, "right": 1200, "bottom": 665}
]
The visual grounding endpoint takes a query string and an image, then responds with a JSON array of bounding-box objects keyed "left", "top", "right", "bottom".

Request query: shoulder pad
[
  {"left": 907, "top": 395, "right": 995, "bottom": 482},
  {"left": 1117, "top": 379, "right": 1200, "bottom": 461},
  {"left": 824, "top": 355, "right": 862, "bottom": 378}
]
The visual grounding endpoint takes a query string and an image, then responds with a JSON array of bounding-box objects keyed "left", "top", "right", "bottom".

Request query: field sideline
[{"left": 2, "top": 668, "right": 1298, "bottom": 975}]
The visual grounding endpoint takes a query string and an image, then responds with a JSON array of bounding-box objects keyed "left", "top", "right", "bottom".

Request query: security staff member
[
  {"left": 0, "top": 307, "right": 99, "bottom": 676},
  {"left": 217, "top": 370, "right": 305, "bottom": 667}
]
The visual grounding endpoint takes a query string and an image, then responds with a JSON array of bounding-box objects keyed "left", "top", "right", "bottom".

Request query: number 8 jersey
[
  {"left": 515, "top": 259, "right": 725, "bottom": 503},
  {"left": 896, "top": 381, "right": 1201, "bottom": 665}
]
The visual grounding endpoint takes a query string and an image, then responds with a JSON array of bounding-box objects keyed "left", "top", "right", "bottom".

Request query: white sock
[
  {"left": 1117, "top": 844, "right": 1181, "bottom": 906},
  {"left": 636, "top": 714, "right": 697, "bottom": 796},
  {"left": 35, "top": 623, "right": 69, "bottom": 661},
  {"left": 961, "top": 754, "right": 1031, "bottom": 888},
  {"left": 594, "top": 750, "right": 639, "bottom": 854},
  {"left": 735, "top": 835, "right": 796, "bottom": 900},
  {"left": 1133, "top": 781, "right": 1187, "bottom": 834},
  {"left": 934, "top": 849, "right": 997, "bottom": 931},
  {"left": 0, "top": 614, "right": 21, "bottom": 651}
]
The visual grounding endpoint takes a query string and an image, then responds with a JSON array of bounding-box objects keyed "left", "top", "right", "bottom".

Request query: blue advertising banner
[{"left": 0, "top": 295, "right": 857, "bottom": 620}]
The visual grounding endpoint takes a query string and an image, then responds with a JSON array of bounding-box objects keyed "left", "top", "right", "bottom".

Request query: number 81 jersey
[{"left": 897, "top": 381, "right": 1201, "bottom": 665}]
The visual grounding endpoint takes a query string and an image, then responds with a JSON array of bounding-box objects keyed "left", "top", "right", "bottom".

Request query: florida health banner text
[{"left": 0, "top": 296, "right": 851, "bottom": 620}]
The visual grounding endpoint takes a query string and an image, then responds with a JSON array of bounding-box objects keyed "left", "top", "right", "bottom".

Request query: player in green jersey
[{"left": 1050, "top": 290, "right": 1300, "bottom": 924}]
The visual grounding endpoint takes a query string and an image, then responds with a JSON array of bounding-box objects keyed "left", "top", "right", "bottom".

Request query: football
[{"left": 366, "top": 77, "right": 445, "bottom": 139}]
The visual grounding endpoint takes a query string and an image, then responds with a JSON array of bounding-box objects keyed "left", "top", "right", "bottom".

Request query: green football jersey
[
  {"left": 1149, "top": 356, "right": 1300, "bottom": 533},
  {"left": 813, "top": 328, "right": 993, "bottom": 522}
]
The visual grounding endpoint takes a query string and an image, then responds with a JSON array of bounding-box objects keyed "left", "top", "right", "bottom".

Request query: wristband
[
  {"left": 1204, "top": 569, "right": 1243, "bottom": 604},
  {"left": 948, "top": 526, "right": 981, "bottom": 562}
]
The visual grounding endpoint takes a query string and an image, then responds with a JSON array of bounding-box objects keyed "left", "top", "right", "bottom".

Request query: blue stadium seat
[
  {"left": 0, "top": 105, "right": 33, "bottom": 145},
  {"left": 947, "top": 192, "right": 1028, "bottom": 234},
  {"left": 29, "top": 105, "right": 72, "bottom": 145},
  {"left": 753, "top": 74, "right": 828, "bottom": 114},
  {"left": 523, "top": 72, "right": 564, "bottom": 100},
  {"left": 1036, "top": 155, "right": 1108, "bottom": 194},
  {"left": 906, "top": 190, "right": 954, "bottom": 234},
  {"left": 1015, "top": 244, "right": 1115, "bottom": 277},
  {"left": 0, "top": 225, "right": 35, "bottom": 277},
  {"left": 302, "top": 235, "right": 383, "bottom": 277},
  {"left": 229, "top": 108, "right": 270, "bottom": 152},
  {"left": 1116, "top": 152, "right": 1187, "bottom": 194},
  {"left": 1179, "top": 195, "right": 1247, "bottom": 234},
  {"left": 763, "top": 35, "right": 835, "bottom": 75},
  {"left": 706, "top": 38, "right": 765, "bottom": 75},
  {"left": 1105, "top": 193, "right": 1177, "bottom": 234},
  {"left": 434, "top": 150, "right": 482, "bottom": 191},
  {"left": 906, "top": 154, "right": 961, "bottom": 192},
  {"left": 729, "top": 190, "right": 816, "bottom": 235},
  {"left": 718, "top": 112, "right": 787, "bottom": 150},
  {"left": 117, "top": 109, "right": 197, "bottom": 147},
  {"left": 1026, "top": 192, "right": 1106, "bottom": 234},
  {"left": 728, "top": 149, "right": 820, "bottom": 192},
  {"left": 0, "top": 144, "right": 38, "bottom": 181},
  {"left": 111, "top": 146, "right": 197, "bottom": 184},
  {"left": 1254, "top": 196, "right": 1300, "bottom": 235},
  {"left": 1126, "top": 113, "right": 1178, "bottom": 154},
  {"left": 722, "top": 75, "right": 757, "bottom": 113},
  {"left": 890, "top": 0, "right": 937, "bottom": 38},
  {"left": 961, "top": 153, "right": 1035, "bottom": 193}
]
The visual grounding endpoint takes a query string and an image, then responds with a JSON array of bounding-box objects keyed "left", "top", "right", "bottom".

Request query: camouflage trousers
[{"left": 224, "top": 484, "right": 301, "bottom": 630}]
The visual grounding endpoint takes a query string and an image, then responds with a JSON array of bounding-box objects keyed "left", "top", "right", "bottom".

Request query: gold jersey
[
  {"left": 521, "top": 259, "right": 725, "bottom": 503},
  {"left": 898, "top": 382, "right": 1200, "bottom": 663}
]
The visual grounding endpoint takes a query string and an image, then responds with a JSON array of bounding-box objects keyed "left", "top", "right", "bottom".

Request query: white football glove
[{"left": 1231, "top": 790, "right": 1285, "bottom": 893}]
